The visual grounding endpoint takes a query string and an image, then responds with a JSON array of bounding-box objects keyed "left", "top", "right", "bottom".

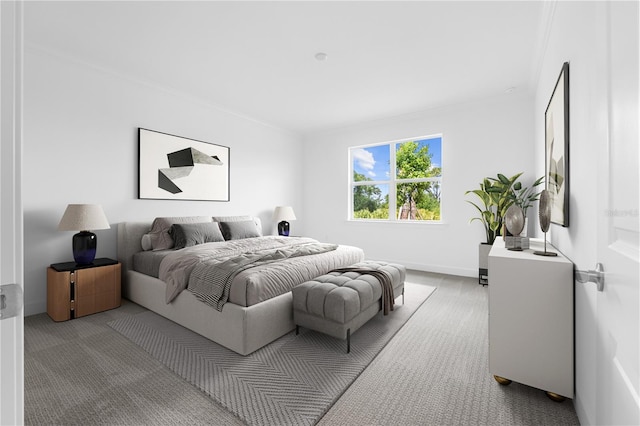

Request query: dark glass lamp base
[
  {"left": 72, "top": 231, "right": 97, "bottom": 265},
  {"left": 277, "top": 221, "right": 290, "bottom": 236}
]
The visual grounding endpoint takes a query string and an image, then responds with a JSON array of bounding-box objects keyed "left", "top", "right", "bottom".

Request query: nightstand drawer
[{"left": 47, "top": 260, "right": 121, "bottom": 321}]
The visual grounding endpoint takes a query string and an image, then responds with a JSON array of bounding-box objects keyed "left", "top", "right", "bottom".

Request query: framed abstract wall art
[
  {"left": 138, "top": 128, "right": 230, "bottom": 201},
  {"left": 545, "top": 62, "right": 570, "bottom": 227}
]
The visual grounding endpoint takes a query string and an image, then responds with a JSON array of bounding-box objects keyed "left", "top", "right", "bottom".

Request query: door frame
[{"left": 0, "top": 1, "right": 24, "bottom": 425}]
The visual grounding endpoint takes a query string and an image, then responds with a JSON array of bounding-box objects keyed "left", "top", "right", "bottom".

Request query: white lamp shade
[
  {"left": 58, "top": 204, "right": 110, "bottom": 231},
  {"left": 273, "top": 206, "right": 297, "bottom": 222}
]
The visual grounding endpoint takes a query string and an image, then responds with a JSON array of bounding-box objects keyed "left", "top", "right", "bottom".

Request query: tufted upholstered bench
[{"left": 292, "top": 260, "right": 406, "bottom": 353}]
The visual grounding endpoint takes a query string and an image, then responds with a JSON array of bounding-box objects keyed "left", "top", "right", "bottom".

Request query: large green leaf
[{"left": 497, "top": 173, "right": 510, "bottom": 184}]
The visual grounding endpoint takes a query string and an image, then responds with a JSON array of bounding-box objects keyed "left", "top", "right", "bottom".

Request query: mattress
[{"left": 133, "top": 250, "right": 171, "bottom": 278}]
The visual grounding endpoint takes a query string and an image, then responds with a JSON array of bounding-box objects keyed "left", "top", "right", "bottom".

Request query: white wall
[
  {"left": 532, "top": 2, "right": 612, "bottom": 424},
  {"left": 23, "top": 46, "right": 302, "bottom": 315},
  {"left": 301, "top": 93, "right": 535, "bottom": 277},
  {"left": 533, "top": 3, "right": 600, "bottom": 258}
]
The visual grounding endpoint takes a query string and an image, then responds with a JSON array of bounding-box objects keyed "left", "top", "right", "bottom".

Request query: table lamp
[
  {"left": 58, "top": 204, "right": 110, "bottom": 265},
  {"left": 273, "top": 206, "right": 296, "bottom": 236}
]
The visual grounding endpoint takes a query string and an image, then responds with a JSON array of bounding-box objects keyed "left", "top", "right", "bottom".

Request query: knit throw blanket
[{"left": 330, "top": 267, "right": 395, "bottom": 315}]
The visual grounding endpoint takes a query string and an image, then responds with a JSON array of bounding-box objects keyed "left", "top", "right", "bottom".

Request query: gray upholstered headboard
[{"left": 117, "top": 221, "right": 152, "bottom": 275}]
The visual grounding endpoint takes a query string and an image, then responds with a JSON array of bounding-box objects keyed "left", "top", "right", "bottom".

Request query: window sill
[{"left": 346, "top": 219, "right": 448, "bottom": 227}]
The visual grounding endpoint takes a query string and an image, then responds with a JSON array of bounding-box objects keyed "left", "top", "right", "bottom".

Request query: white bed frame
[{"left": 117, "top": 221, "right": 295, "bottom": 356}]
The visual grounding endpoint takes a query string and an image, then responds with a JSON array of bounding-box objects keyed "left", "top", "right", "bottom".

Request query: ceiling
[{"left": 25, "top": 1, "right": 545, "bottom": 135}]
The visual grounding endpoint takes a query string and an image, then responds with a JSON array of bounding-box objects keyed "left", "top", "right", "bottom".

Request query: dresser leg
[
  {"left": 546, "top": 391, "right": 566, "bottom": 402},
  {"left": 493, "top": 375, "right": 512, "bottom": 385}
]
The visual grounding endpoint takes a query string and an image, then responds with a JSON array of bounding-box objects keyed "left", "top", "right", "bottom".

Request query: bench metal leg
[
  {"left": 402, "top": 287, "right": 405, "bottom": 305},
  {"left": 347, "top": 328, "right": 351, "bottom": 353}
]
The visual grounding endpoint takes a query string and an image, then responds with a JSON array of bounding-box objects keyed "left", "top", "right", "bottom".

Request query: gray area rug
[{"left": 107, "top": 282, "right": 435, "bottom": 426}]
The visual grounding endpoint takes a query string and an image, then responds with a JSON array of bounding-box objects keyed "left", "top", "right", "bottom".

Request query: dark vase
[
  {"left": 73, "top": 231, "right": 97, "bottom": 265},
  {"left": 277, "top": 221, "right": 290, "bottom": 236}
]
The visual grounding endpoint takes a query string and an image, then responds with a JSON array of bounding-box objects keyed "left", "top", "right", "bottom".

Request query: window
[{"left": 350, "top": 135, "right": 442, "bottom": 221}]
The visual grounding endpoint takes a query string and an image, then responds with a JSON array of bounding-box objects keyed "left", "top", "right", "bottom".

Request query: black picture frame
[
  {"left": 544, "top": 62, "right": 570, "bottom": 227},
  {"left": 138, "top": 128, "right": 230, "bottom": 201}
]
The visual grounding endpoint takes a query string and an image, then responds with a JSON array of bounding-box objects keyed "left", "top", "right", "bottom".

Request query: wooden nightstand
[{"left": 47, "top": 258, "right": 121, "bottom": 321}]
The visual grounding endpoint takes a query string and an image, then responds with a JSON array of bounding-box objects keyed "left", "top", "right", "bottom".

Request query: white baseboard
[{"left": 373, "top": 259, "right": 476, "bottom": 278}]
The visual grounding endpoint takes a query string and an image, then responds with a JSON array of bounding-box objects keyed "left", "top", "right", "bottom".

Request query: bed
[{"left": 117, "top": 216, "right": 364, "bottom": 355}]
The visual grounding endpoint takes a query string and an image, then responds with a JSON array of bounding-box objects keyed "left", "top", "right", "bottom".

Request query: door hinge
[{"left": 0, "top": 284, "right": 23, "bottom": 320}]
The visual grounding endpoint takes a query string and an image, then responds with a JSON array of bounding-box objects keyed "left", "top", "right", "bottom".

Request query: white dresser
[{"left": 488, "top": 238, "right": 574, "bottom": 399}]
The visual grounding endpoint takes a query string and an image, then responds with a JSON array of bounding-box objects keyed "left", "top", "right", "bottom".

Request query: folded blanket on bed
[
  {"left": 330, "top": 267, "right": 395, "bottom": 315},
  {"left": 188, "top": 243, "right": 338, "bottom": 311}
]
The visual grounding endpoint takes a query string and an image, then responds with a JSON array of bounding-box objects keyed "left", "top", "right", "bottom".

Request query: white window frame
[{"left": 349, "top": 134, "right": 442, "bottom": 222}]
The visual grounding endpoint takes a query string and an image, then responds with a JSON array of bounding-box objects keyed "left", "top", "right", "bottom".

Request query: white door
[
  {"left": 0, "top": 1, "right": 24, "bottom": 425},
  {"left": 593, "top": 1, "right": 639, "bottom": 424}
]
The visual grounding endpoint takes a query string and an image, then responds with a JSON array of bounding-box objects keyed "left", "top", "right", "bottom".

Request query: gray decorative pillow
[
  {"left": 169, "top": 222, "right": 225, "bottom": 249},
  {"left": 213, "top": 216, "right": 262, "bottom": 235},
  {"left": 219, "top": 220, "right": 262, "bottom": 240},
  {"left": 148, "top": 216, "right": 212, "bottom": 250}
]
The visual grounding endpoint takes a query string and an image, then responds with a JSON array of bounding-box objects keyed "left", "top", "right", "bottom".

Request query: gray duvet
[
  {"left": 156, "top": 236, "right": 365, "bottom": 307},
  {"left": 188, "top": 242, "right": 339, "bottom": 311}
]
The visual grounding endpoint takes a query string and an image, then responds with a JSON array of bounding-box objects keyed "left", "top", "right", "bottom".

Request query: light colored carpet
[
  {"left": 106, "top": 283, "right": 435, "bottom": 426},
  {"left": 24, "top": 271, "right": 580, "bottom": 425},
  {"left": 24, "top": 301, "right": 242, "bottom": 425},
  {"left": 319, "top": 271, "right": 580, "bottom": 425}
]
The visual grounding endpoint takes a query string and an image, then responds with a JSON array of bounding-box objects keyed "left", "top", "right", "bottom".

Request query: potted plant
[
  {"left": 466, "top": 173, "right": 523, "bottom": 244},
  {"left": 465, "top": 173, "right": 525, "bottom": 284}
]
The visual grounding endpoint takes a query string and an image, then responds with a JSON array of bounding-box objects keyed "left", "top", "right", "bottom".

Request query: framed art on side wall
[
  {"left": 138, "top": 128, "right": 230, "bottom": 201},
  {"left": 545, "top": 62, "right": 570, "bottom": 227}
]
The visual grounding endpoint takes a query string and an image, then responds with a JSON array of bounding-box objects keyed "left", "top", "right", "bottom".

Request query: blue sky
[{"left": 351, "top": 136, "right": 442, "bottom": 181}]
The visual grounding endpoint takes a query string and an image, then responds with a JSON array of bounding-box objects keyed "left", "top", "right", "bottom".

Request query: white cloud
[{"left": 352, "top": 148, "right": 376, "bottom": 177}]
